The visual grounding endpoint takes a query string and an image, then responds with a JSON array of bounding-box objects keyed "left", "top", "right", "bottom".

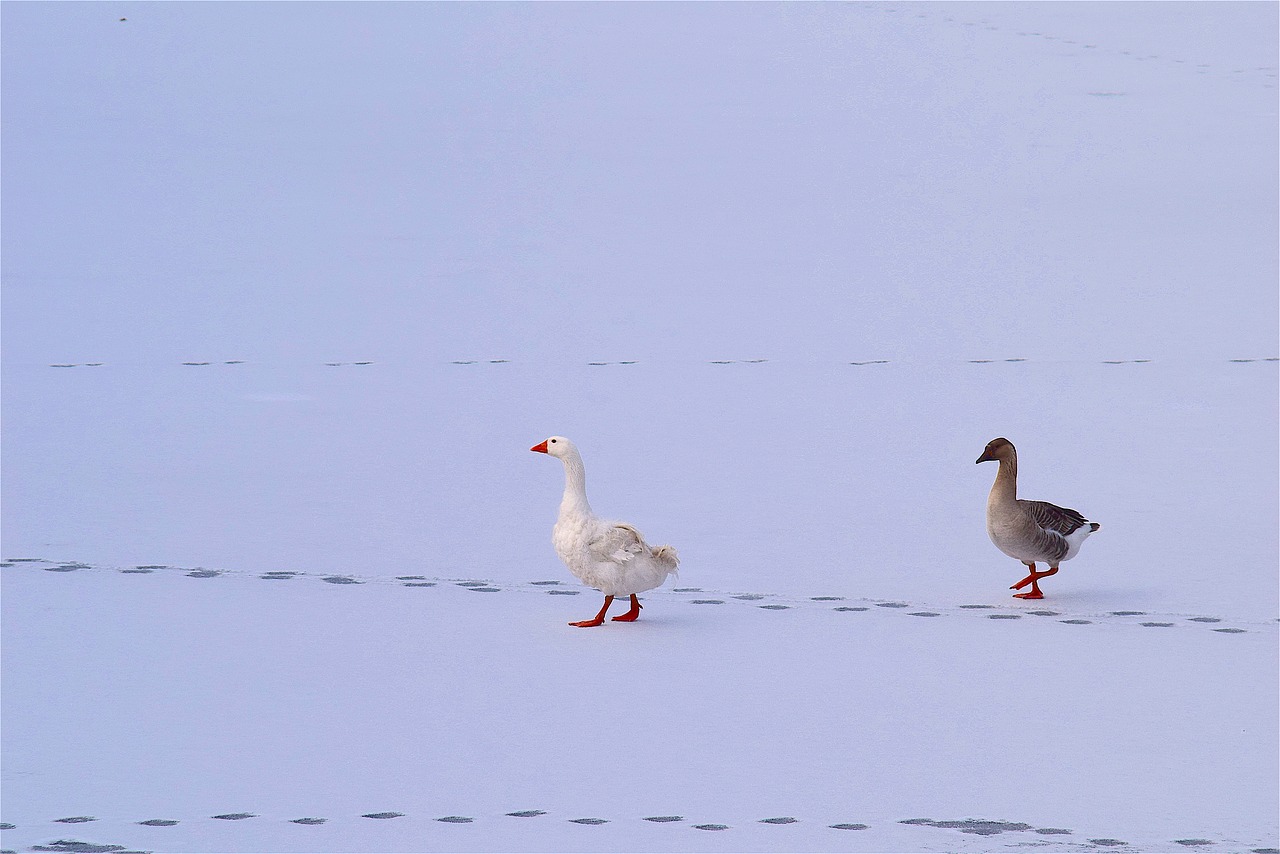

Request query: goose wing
[
  {"left": 1022, "top": 500, "right": 1090, "bottom": 536},
  {"left": 587, "top": 522, "right": 647, "bottom": 565}
]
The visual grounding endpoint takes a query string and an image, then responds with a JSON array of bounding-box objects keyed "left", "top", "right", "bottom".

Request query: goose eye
[{"left": 550, "top": 439, "right": 557, "bottom": 443}]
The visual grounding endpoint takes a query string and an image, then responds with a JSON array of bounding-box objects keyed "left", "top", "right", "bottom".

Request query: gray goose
[{"left": 976, "top": 438, "right": 1100, "bottom": 599}]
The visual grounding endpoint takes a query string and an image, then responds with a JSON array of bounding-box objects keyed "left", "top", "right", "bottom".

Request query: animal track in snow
[
  {"left": 6, "top": 559, "right": 1269, "bottom": 637},
  {"left": 1, "top": 807, "right": 1248, "bottom": 854}
]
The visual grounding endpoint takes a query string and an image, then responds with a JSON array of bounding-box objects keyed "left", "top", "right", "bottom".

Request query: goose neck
[
  {"left": 559, "top": 453, "right": 592, "bottom": 515},
  {"left": 990, "top": 453, "right": 1018, "bottom": 503}
]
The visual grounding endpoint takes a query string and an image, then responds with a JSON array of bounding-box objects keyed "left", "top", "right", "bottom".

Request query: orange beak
[{"left": 530, "top": 440, "right": 548, "bottom": 454}]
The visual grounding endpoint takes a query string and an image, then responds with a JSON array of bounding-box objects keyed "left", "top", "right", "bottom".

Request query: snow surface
[
  {"left": 2, "top": 1, "right": 1277, "bottom": 853},
  {"left": 1, "top": 559, "right": 1277, "bottom": 853}
]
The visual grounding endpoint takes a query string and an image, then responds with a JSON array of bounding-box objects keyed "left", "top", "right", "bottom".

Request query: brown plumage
[{"left": 977, "top": 438, "right": 1100, "bottom": 599}]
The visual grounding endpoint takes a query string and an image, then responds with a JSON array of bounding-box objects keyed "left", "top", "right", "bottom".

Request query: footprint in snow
[
  {"left": 959, "top": 604, "right": 996, "bottom": 609},
  {"left": 691, "top": 599, "right": 725, "bottom": 605},
  {"left": 908, "top": 611, "right": 941, "bottom": 617},
  {"left": 876, "top": 602, "right": 908, "bottom": 608},
  {"left": 695, "top": 824, "right": 730, "bottom": 831},
  {"left": 831, "top": 823, "right": 869, "bottom": 830},
  {"left": 1141, "top": 622, "right": 1175, "bottom": 628},
  {"left": 137, "top": 819, "right": 179, "bottom": 826},
  {"left": 404, "top": 582, "right": 436, "bottom": 587},
  {"left": 529, "top": 580, "right": 561, "bottom": 585},
  {"left": 507, "top": 810, "right": 546, "bottom": 817},
  {"left": 322, "top": 576, "right": 362, "bottom": 585},
  {"left": 1213, "top": 628, "right": 1247, "bottom": 634},
  {"left": 1061, "top": 619, "right": 1092, "bottom": 625},
  {"left": 760, "top": 817, "right": 798, "bottom": 824},
  {"left": 291, "top": 818, "right": 326, "bottom": 825},
  {"left": 569, "top": 818, "right": 608, "bottom": 825},
  {"left": 1173, "top": 840, "right": 1214, "bottom": 847},
  {"left": 54, "top": 817, "right": 96, "bottom": 824},
  {"left": 901, "top": 818, "right": 1033, "bottom": 835},
  {"left": 187, "top": 569, "right": 221, "bottom": 578},
  {"left": 758, "top": 604, "right": 790, "bottom": 610},
  {"left": 548, "top": 589, "right": 579, "bottom": 595},
  {"left": 211, "top": 813, "right": 254, "bottom": 820},
  {"left": 437, "top": 816, "right": 472, "bottom": 823},
  {"left": 733, "top": 593, "right": 765, "bottom": 600},
  {"left": 1188, "top": 617, "right": 1221, "bottom": 623},
  {"left": 1088, "top": 839, "right": 1127, "bottom": 847},
  {"left": 1036, "top": 827, "right": 1072, "bottom": 834},
  {"left": 988, "top": 614, "right": 1021, "bottom": 620},
  {"left": 834, "top": 606, "right": 869, "bottom": 612},
  {"left": 644, "top": 815, "right": 683, "bottom": 823},
  {"left": 362, "top": 812, "right": 403, "bottom": 819},
  {"left": 1110, "top": 611, "right": 1146, "bottom": 616}
]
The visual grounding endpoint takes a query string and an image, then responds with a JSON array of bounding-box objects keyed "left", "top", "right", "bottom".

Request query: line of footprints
[
  {"left": 5, "top": 815, "right": 1277, "bottom": 853},
  {"left": 1, "top": 559, "right": 1262, "bottom": 634},
  {"left": 41, "top": 357, "right": 1280, "bottom": 368}
]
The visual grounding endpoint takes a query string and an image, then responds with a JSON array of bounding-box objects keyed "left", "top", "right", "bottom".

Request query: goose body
[
  {"left": 977, "top": 437, "right": 1099, "bottom": 599},
  {"left": 532, "top": 436, "right": 679, "bottom": 626}
]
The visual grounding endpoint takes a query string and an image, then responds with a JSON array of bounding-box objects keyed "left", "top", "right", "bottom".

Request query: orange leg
[
  {"left": 1011, "top": 563, "right": 1039, "bottom": 590},
  {"left": 570, "top": 595, "right": 613, "bottom": 628},
  {"left": 611, "top": 594, "right": 643, "bottom": 622},
  {"left": 1012, "top": 565, "right": 1058, "bottom": 599}
]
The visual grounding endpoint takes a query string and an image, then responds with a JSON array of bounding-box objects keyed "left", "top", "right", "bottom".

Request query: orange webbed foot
[{"left": 610, "top": 595, "right": 642, "bottom": 622}]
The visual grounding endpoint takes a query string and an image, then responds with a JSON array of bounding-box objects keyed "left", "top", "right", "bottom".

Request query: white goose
[
  {"left": 976, "top": 437, "right": 1100, "bottom": 600},
  {"left": 531, "top": 436, "right": 679, "bottom": 627}
]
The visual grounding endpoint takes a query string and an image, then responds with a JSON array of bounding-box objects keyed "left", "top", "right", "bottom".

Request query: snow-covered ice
[
  {"left": 2, "top": 2, "right": 1276, "bottom": 853},
  {"left": 2, "top": 553, "right": 1276, "bottom": 853}
]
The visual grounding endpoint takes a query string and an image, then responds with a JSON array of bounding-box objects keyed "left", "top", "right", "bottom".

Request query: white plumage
[{"left": 531, "top": 436, "right": 678, "bottom": 626}]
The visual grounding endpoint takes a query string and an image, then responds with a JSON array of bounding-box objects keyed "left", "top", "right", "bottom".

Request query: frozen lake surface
[
  {"left": 2, "top": 360, "right": 1276, "bottom": 854},
  {"left": 2, "top": 1, "right": 1276, "bottom": 852},
  {"left": 1, "top": 552, "right": 1276, "bottom": 854}
]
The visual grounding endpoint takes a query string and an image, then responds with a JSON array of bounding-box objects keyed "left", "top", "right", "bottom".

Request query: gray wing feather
[{"left": 1022, "top": 500, "right": 1089, "bottom": 536}]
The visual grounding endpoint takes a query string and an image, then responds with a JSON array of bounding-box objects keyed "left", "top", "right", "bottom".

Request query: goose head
[
  {"left": 531, "top": 436, "right": 577, "bottom": 459},
  {"left": 976, "top": 437, "right": 1015, "bottom": 464}
]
